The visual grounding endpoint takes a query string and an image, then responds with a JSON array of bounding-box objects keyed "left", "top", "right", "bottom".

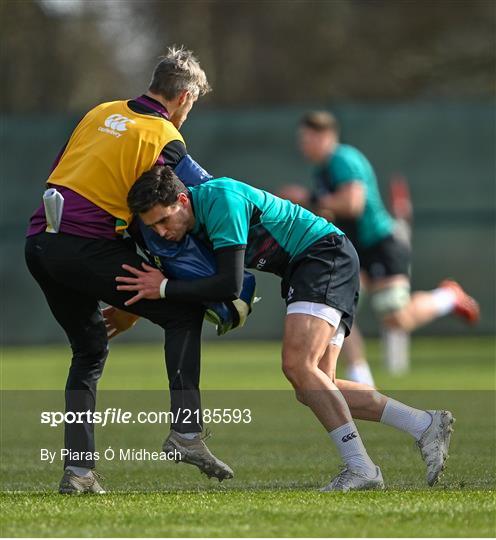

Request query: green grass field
[{"left": 1, "top": 336, "right": 495, "bottom": 537}]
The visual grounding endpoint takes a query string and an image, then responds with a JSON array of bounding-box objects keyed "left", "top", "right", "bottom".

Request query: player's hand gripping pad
[{"left": 138, "top": 221, "right": 257, "bottom": 336}]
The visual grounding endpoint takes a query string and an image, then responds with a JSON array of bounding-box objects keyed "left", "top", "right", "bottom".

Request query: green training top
[
  {"left": 314, "top": 144, "right": 394, "bottom": 248},
  {"left": 190, "top": 178, "right": 343, "bottom": 276}
]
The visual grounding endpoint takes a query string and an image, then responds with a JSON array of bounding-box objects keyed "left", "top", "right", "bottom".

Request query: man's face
[
  {"left": 140, "top": 194, "right": 193, "bottom": 242},
  {"left": 170, "top": 91, "right": 198, "bottom": 129},
  {"left": 298, "top": 127, "right": 335, "bottom": 163}
]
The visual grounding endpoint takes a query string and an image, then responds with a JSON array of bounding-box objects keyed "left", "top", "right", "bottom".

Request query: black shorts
[
  {"left": 281, "top": 234, "right": 360, "bottom": 336},
  {"left": 359, "top": 234, "right": 411, "bottom": 280}
]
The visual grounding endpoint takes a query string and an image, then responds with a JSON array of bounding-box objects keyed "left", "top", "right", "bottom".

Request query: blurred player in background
[{"left": 293, "top": 111, "right": 479, "bottom": 378}]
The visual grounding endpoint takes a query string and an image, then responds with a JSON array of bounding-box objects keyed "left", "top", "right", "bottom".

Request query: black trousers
[{"left": 25, "top": 232, "right": 205, "bottom": 468}]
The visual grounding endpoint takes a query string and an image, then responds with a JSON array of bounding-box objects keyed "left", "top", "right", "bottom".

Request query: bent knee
[
  {"left": 371, "top": 283, "right": 410, "bottom": 321},
  {"left": 382, "top": 310, "right": 413, "bottom": 330},
  {"left": 282, "top": 357, "right": 317, "bottom": 389},
  {"left": 382, "top": 311, "right": 403, "bottom": 327},
  {"left": 294, "top": 389, "right": 309, "bottom": 406},
  {"left": 70, "top": 343, "right": 109, "bottom": 371},
  {"left": 282, "top": 361, "right": 298, "bottom": 386}
]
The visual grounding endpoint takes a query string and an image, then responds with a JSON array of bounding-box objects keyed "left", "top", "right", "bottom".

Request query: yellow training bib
[{"left": 48, "top": 100, "right": 184, "bottom": 232}]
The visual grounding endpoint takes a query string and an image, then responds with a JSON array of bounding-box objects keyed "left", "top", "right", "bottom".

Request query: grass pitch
[
  {"left": 1, "top": 336, "right": 495, "bottom": 537},
  {"left": 3, "top": 491, "right": 494, "bottom": 537}
]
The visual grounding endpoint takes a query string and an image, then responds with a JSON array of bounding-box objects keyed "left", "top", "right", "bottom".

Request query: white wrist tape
[{"left": 159, "top": 278, "right": 168, "bottom": 299}]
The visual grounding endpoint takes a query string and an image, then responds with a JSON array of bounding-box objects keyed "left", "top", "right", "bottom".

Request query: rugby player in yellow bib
[{"left": 25, "top": 47, "right": 234, "bottom": 494}]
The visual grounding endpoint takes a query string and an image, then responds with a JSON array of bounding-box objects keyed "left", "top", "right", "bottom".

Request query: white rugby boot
[
  {"left": 320, "top": 465, "right": 385, "bottom": 492},
  {"left": 417, "top": 409, "right": 455, "bottom": 486}
]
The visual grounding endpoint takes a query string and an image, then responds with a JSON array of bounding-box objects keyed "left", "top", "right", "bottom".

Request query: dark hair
[
  {"left": 149, "top": 45, "right": 211, "bottom": 100},
  {"left": 128, "top": 166, "right": 188, "bottom": 215},
  {"left": 300, "top": 111, "right": 340, "bottom": 134}
]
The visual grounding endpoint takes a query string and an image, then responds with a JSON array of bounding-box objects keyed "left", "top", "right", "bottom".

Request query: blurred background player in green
[{"left": 287, "top": 111, "right": 480, "bottom": 381}]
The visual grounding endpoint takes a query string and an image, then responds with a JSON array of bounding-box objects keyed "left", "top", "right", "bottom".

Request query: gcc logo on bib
[{"left": 98, "top": 114, "right": 135, "bottom": 138}]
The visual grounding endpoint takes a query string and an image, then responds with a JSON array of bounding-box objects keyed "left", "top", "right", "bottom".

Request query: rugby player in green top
[
  {"left": 298, "top": 111, "right": 480, "bottom": 379},
  {"left": 115, "top": 166, "right": 456, "bottom": 491}
]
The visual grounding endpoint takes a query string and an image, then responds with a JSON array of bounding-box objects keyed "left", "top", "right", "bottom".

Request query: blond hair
[{"left": 149, "top": 45, "right": 211, "bottom": 100}]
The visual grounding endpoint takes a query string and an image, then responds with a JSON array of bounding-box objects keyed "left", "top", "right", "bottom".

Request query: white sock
[
  {"left": 383, "top": 328, "right": 410, "bottom": 375},
  {"left": 66, "top": 466, "right": 92, "bottom": 477},
  {"left": 176, "top": 431, "right": 199, "bottom": 440},
  {"left": 329, "top": 421, "right": 376, "bottom": 477},
  {"left": 346, "top": 360, "right": 375, "bottom": 387},
  {"left": 432, "top": 288, "right": 457, "bottom": 317},
  {"left": 380, "top": 398, "right": 432, "bottom": 440}
]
